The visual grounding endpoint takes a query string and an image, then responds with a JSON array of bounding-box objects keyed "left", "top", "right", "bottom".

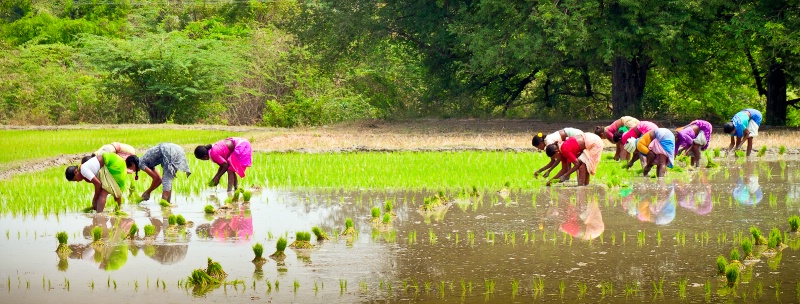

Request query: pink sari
[{"left": 210, "top": 137, "right": 252, "bottom": 177}]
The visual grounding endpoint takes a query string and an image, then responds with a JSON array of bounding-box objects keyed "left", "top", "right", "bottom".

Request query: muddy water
[{"left": 2, "top": 157, "right": 800, "bottom": 303}]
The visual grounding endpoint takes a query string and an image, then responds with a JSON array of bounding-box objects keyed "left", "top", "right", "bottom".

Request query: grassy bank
[{"left": 0, "top": 129, "right": 242, "bottom": 165}]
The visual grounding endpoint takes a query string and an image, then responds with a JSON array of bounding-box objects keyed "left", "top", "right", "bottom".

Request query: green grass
[{"left": 0, "top": 129, "right": 239, "bottom": 165}]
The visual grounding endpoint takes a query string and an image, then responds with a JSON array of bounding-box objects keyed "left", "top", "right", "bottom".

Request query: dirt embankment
[{"left": 3, "top": 119, "right": 800, "bottom": 180}]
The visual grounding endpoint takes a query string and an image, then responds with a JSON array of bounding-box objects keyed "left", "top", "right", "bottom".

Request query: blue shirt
[{"left": 730, "top": 108, "right": 762, "bottom": 137}]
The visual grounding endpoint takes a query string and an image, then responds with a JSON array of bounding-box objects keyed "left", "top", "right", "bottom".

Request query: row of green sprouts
[{"left": 715, "top": 218, "right": 798, "bottom": 288}]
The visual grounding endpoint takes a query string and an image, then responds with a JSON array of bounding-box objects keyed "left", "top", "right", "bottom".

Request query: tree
[
  {"left": 78, "top": 33, "right": 243, "bottom": 123},
  {"left": 729, "top": 1, "right": 800, "bottom": 125}
]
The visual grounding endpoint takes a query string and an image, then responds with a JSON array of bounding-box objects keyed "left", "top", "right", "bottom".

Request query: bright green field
[
  {"left": 0, "top": 150, "right": 694, "bottom": 216},
  {"left": 0, "top": 129, "right": 242, "bottom": 165}
]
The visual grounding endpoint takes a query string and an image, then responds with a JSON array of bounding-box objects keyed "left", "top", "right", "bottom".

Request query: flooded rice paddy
[{"left": 2, "top": 157, "right": 800, "bottom": 303}]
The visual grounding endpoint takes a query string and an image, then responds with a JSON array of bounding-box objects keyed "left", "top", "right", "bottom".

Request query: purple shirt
[{"left": 675, "top": 120, "right": 712, "bottom": 151}]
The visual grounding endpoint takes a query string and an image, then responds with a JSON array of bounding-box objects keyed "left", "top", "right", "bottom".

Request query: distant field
[{"left": 0, "top": 129, "right": 242, "bottom": 165}]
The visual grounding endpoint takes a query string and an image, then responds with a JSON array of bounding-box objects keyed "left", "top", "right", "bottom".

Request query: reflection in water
[
  {"left": 208, "top": 205, "right": 253, "bottom": 241},
  {"left": 675, "top": 174, "right": 713, "bottom": 215},
  {"left": 547, "top": 187, "right": 605, "bottom": 240},
  {"left": 141, "top": 244, "right": 188, "bottom": 265},
  {"left": 733, "top": 175, "right": 762, "bottom": 205},
  {"left": 622, "top": 182, "right": 676, "bottom": 225}
]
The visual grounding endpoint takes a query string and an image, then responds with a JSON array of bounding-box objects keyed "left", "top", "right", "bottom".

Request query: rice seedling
[
  {"left": 559, "top": 280, "right": 566, "bottom": 299},
  {"left": 637, "top": 230, "right": 646, "bottom": 247},
  {"left": 204, "top": 205, "right": 215, "bottom": 214},
  {"left": 91, "top": 226, "right": 103, "bottom": 246},
  {"left": 742, "top": 237, "right": 753, "bottom": 258},
  {"left": 144, "top": 224, "right": 155, "bottom": 238},
  {"left": 176, "top": 215, "right": 186, "bottom": 226},
  {"left": 440, "top": 281, "right": 445, "bottom": 299},
  {"left": 293, "top": 279, "right": 299, "bottom": 294},
  {"left": 725, "top": 265, "right": 739, "bottom": 287},
  {"left": 339, "top": 279, "right": 347, "bottom": 293},
  {"left": 342, "top": 218, "right": 355, "bottom": 236},
  {"left": 577, "top": 282, "right": 587, "bottom": 299},
  {"left": 251, "top": 243, "right": 266, "bottom": 265},
  {"left": 371, "top": 207, "right": 380, "bottom": 223},
  {"left": 751, "top": 226, "right": 766, "bottom": 245},
  {"left": 168, "top": 215, "right": 177, "bottom": 226},
  {"left": 757, "top": 146, "right": 767, "bottom": 157},
  {"left": 384, "top": 199, "right": 394, "bottom": 215},
  {"left": 159, "top": 199, "right": 171, "bottom": 208},
  {"left": 55, "top": 231, "right": 71, "bottom": 255},
  {"left": 779, "top": 145, "right": 787, "bottom": 155},
  {"left": 656, "top": 230, "right": 661, "bottom": 246},
  {"left": 270, "top": 237, "right": 288, "bottom": 261},
  {"left": 311, "top": 226, "right": 329, "bottom": 241},
  {"left": 243, "top": 190, "right": 252, "bottom": 202},
  {"left": 717, "top": 255, "right": 728, "bottom": 275},
  {"left": 289, "top": 231, "right": 313, "bottom": 249},
  {"left": 768, "top": 228, "right": 783, "bottom": 249},
  {"left": 730, "top": 248, "right": 741, "bottom": 262},
  {"left": 678, "top": 278, "right": 687, "bottom": 299},
  {"left": 789, "top": 215, "right": 799, "bottom": 232},
  {"left": 429, "top": 229, "right": 437, "bottom": 244},
  {"left": 510, "top": 278, "right": 519, "bottom": 299},
  {"left": 532, "top": 277, "right": 544, "bottom": 297},
  {"left": 652, "top": 278, "right": 664, "bottom": 297},
  {"left": 382, "top": 213, "right": 391, "bottom": 225},
  {"left": 601, "top": 281, "right": 613, "bottom": 298}
]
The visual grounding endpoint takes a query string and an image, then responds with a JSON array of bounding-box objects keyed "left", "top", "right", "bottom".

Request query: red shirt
[{"left": 560, "top": 137, "right": 581, "bottom": 164}]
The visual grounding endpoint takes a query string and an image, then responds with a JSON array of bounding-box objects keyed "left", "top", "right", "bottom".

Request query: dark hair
[
  {"left": 545, "top": 144, "right": 559, "bottom": 157},
  {"left": 65, "top": 166, "right": 78, "bottom": 181},
  {"left": 723, "top": 122, "right": 735, "bottom": 134},
  {"left": 594, "top": 126, "right": 604, "bottom": 137},
  {"left": 532, "top": 133, "right": 545, "bottom": 147},
  {"left": 126, "top": 155, "right": 140, "bottom": 180},
  {"left": 612, "top": 130, "right": 624, "bottom": 143},
  {"left": 81, "top": 155, "right": 94, "bottom": 164},
  {"left": 194, "top": 144, "right": 213, "bottom": 159}
]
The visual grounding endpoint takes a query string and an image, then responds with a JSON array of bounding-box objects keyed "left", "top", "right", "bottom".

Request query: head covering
[{"left": 624, "top": 137, "right": 638, "bottom": 154}]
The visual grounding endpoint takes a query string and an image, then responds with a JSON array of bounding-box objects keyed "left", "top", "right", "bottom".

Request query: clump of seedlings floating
[
  {"left": 168, "top": 215, "right": 177, "bottom": 226},
  {"left": 725, "top": 264, "right": 739, "bottom": 287},
  {"left": 763, "top": 228, "right": 786, "bottom": 257},
  {"left": 252, "top": 243, "right": 267, "bottom": 266},
  {"left": 371, "top": 207, "right": 381, "bottom": 224},
  {"left": 90, "top": 226, "right": 104, "bottom": 247},
  {"left": 243, "top": 190, "right": 252, "bottom": 202},
  {"left": 385, "top": 200, "right": 396, "bottom": 216},
  {"left": 341, "top": 218, "right": 356, "bottom": 236},
  {"left": 204, "top": 205, "right": 215, "bottom": 214},
  {"left": 716, "top": 255, "right": 728, "bottom": 275},
  {"left": 56, "top": 231, "right": 71, "bottom": 257},
  {"left": 312, "top": 226, "right": 329, "bottom": 241},
  {"left": 741, "top": 237, "right": 757, "bottom": 262},
  {"left": 270, "top": 237, "right": 288, "bottom": 261},
  {"left": 750, "top": 226, "right": 767, "bottom": 246},
  {"left": 289, "top": 231, "right": 313, "bottom": 249},
  {"left": 420, "top": 191, "right": 450, "bottom": 212},
  {"left": 186, "top": 258, "right": 228, "bottom": 294},
  {"left": 143, "top": 224, "right": 156, "bottom": 242},
  {"left": 128, "top": 224, "right": 138, "bottom": 240},
  {"left": 789, "top": 215, "right": 799, "bottom": 232},
  {"left": 159, "top": 199, "right": 172, "bottom": 208},
  {"left": 206, "top": 258, "right": 227, "bottom": 280},
  {"left": 176, "top": 215, "right": 186, "bottom": 226}
]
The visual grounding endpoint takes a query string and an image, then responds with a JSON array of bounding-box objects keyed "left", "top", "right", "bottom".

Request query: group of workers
[
  {"left": 65, "top": 138, "right": 253, "bottom": 212},
  {"left": 531, "top": 109, "right": 763, "bottom": 186}
]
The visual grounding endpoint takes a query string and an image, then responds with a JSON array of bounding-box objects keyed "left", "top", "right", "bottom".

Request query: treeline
[{"left": 1, "top": 0, "right": 798, "bottom": 126}]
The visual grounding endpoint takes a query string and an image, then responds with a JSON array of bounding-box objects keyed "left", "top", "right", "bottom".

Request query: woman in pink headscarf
[{"left": 194, "top": 137, "right": 252, "bottom": 191}]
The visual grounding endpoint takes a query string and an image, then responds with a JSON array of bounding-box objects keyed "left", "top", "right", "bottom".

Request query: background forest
[{"left": 0, "top": 0, "right": 798, "bottom": 126}]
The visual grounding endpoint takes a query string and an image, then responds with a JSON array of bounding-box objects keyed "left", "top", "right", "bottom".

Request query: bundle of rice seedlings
[
  {"left": 312, "top": 226, "right": 329, "bottom": 241},
  {"left": 270, "top": 237, "right": 288, "bottom": 261}
]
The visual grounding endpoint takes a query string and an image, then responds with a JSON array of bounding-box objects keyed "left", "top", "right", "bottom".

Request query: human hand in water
[
  {"left": 543, "top": 170, "right": 552, "bottom": 178},
  {"left": 211, "top": 177, "right": 220, "bottom": 187},
  {"left": 141, "top": 191, "right": 151, "bottom": 201},
  {"left": 533, "top": 171, "right": 541, "bottom": 178}
]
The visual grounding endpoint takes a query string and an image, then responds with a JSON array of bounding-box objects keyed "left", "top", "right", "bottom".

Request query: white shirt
[{"left": 80, "top": 157, "right": 101, "bottom": 181}]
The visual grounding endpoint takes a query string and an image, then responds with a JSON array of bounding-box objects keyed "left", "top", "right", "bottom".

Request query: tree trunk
[
  {"left": 765, "top": 59, "right": 787, "bottom": 126},
  {"left": 611, "top": 55, "right": 651, "bottom": 117}
]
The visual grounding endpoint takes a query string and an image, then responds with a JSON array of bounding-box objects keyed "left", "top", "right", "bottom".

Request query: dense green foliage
[{"left": 2, "top": 0, "right": 798, "bottom": 125}]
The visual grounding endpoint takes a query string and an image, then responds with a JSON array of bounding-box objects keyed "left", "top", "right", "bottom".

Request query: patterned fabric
[
  {"left": 676, "top": 120, "right": 712, "bottom": 151},
  {"left": 604, "top": 116, "right": 640, "bottom": 140},
  {"left": 619, "top": 121, "right": 658, "bottom": 148},
  {"left": 577, "top": 133, "right": 603, "bottom": 175},
  {"left": 648, "top": 128, "right": 676, "bottom": 168},
  {"left": 139, "top": 143, "right": 191, "bottom": 192}
]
